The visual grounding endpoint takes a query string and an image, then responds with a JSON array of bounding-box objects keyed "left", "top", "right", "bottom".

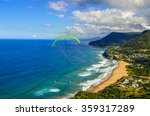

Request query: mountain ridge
[{"left": 89, "top": 31, "right": 141, "bottom": 47}]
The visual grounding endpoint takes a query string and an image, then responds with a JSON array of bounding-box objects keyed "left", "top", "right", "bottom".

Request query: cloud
[
  {"left": 66, "top": 26, "right": 86, "bottom": 35},
  {"left": 140, "top": 8, "right": 150, "bottom": 19},
  {"left": 48, "top": 12, "right": 65, "bottom": 18},
  {"left": 72, "top": 9, "right": 147, "bottom": 26},
  {"left": 70, "top": 0, "right": 150, "bottom": 19},
  {"left": 70, "top": 0, "right": 149, "bottom": 11},
  {"left": 67, "top": 9, "right": 149, "bottom": 36},
  {"left": 32, "top": 34, "right": 37, "bottom": 38},
  {"left": 48, "top": 1, "right": 67, "bottom": 12},
  {"left": 56, "top": 14, "right": 65, "bottom": 18},
  {"left": 47, "top": 0, "right": 150, "bottom": 37},
  {"left": 45, "top": 23, "right": 51, "bottom": 27},
  {"left": 103, "top": 0, "right": 145, "bottom": 11}
]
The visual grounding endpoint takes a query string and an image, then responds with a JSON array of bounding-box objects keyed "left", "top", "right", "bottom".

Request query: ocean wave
[
  {"left": 49, "top": 88, "right": 60, "bottom": 93},
  {"left": 34, "top": 88, "right": 61, "bottom": 96},
  {"left": 98, "top": 50, "right": 105, "bottom": 55},
  {"left": 78, "top": 72, "right": 92, "bottom": 77},
  {"left": 80, "top": 62, "right": 118, "bottom": 91},
  {"left": 100, "top": 67, "right": 113, "bottom": 72},
  {"left": 86, "top": 64, "right": 101, "bottom": 71},
  {"left": 112, "top": 60, "right": 117, "bottom": 64},
  {"left": 34, "top": 89, "right": 48, "bottom": 96},
  {"left": 86, "top": 59, "right": 108, "bottom": 72},
  {"left": 80, "top": 72, "right": 110, "bottom": 91}
]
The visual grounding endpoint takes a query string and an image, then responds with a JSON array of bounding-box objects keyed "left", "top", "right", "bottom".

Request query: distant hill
[
  {"left": 141, "top": 30, "right": 150, "bottom": 35},
  {"left": 105, "top": 30, "right": 150, "bottom": 62},
  {"left": 81, "top": 37, "right": 102, "bottom": 42},
  {"left": 123, "top": 30, "right": 150, "bottom": 49},
  {"left": 89, "top": 32, "right": 140, "bottom": 47},
  {"left": 80, "top": 37, "right": 102, "bottom": 45}
]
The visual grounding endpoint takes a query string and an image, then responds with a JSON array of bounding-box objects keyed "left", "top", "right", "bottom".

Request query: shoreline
[{"left": 89, "top": 61, "right": 129, "bottom": 93}]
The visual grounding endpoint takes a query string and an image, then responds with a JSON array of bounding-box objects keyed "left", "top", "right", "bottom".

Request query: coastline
[{"left": 89, "top": 61, "right": 129, "bottom": 93}]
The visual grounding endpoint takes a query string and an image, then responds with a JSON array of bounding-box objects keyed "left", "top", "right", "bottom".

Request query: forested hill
[
  {"left": 122, "top": 30, "right": 150, "bottom": 49},
  {"left": 89, "top": 32, "right": 140, "bottom": 47},
  {"left": 105, "top": 30, "right": 150, "bottom": 75}
]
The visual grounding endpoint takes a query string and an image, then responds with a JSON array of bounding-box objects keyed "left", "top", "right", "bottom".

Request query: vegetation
[
  {"left": 73, "top": 30, "right": 150, "bottom": 99},
  {"left": 106, "top": 30, "right": 150, "bottom": 77},
  {"left": 89, "top": 32, "right": 140, "bottom": 47}
]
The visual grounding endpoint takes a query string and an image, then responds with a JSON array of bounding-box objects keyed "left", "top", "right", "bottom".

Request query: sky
[{"left": 0, "top": 0, "right": 150, "bottom": 39}]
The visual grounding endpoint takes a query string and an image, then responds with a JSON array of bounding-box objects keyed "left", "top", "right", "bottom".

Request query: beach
[{"left": 89, "top": 61, "right": 129, "bottom": 93}]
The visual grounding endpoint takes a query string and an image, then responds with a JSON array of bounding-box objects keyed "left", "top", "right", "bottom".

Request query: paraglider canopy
[
  {"left": 52, "top": 35, "right": 80, "bottom": 47},
  {"left": 51, "top": 35, "right": 81, "bottom": 61}
]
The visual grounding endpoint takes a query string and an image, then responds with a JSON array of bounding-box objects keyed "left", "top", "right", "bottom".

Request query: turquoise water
[{"left": 0, "top": 39, "right": 117, "bottom": 99}]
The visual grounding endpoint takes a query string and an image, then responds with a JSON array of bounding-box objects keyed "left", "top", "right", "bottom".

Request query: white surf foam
[
  {"left": 86, "top": 67, "right": 94, "bottom": 71},
  {"left": 49, "top": 88, "right": 60, "bottom": 93},
  {"left": 34, "top": 89, "right": 48, "bottom": 96},
  {"left": 35, "top": 88, "right": 61, "bottom": 96},
  {"left": 80, "top": 62, "right": 118, "bottom": 91},
  {"left": 112, "top": 60, "right": 117, "bottom": 64},
  {"left": 86, "top": 59, "right": 108, "bottom": 72},
  {"left": 78, "top": 71, "right": 92, "bottom": 77},
  {"left": 86, "top": 64, "right": 102, "bottom": 71}
]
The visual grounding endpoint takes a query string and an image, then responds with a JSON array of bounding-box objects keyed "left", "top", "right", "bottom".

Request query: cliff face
[{"left": 89, "top": 32, "right": 140, "bottom": 47}]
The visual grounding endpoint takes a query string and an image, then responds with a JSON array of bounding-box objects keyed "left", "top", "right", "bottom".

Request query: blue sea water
[{"left": 0, "top": 39, "right": 117, "bottom": 99}]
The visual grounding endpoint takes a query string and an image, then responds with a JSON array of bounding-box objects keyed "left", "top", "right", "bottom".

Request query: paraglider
[
  {"left": 51, "top": 35, "right": 81, "bottom": 60},
  {"left": 52, "top": 35, "right": 80, "bottom": 47}
]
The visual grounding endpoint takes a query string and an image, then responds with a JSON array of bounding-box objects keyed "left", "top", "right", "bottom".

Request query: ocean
[{"left": 0, "top": 39, "right": 117, "bottom": 99}]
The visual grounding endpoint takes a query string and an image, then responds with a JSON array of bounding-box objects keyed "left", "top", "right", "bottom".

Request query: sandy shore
[{"left": 89, "top": 61, "right": 129, "bottom": 93}]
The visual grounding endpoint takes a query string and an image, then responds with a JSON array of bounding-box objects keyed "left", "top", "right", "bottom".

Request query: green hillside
[
  {"left": 89, "top": 32, "right": 140, "bottom": 47},
  {"left": 123, "top": 30, "right": 150, "bottom": 49},
  {"left": 72, "top": 30, "right": 150, "bottom": 99}
]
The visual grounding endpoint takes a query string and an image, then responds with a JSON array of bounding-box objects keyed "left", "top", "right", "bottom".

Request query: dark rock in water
[{"left": 102, "top": 51, "right": 108, "bottom": 58}]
